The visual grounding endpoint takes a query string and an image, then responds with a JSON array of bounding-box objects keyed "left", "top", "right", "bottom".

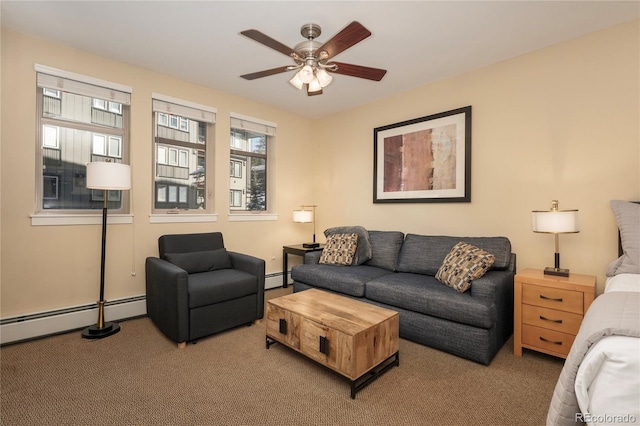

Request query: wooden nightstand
[{"left": 514, "top": 268, "right": 596, "bottom": 359}]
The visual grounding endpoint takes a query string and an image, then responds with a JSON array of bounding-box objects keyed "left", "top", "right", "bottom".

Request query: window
[
  {"left": 229, "top": 114, "right": 276, "bottom": 212},
  {"left": 35, "top": 67, "right": 131, "bottom": 213},
  {"left": 152, "top": 95, "right": 216, "bottom": 212}
]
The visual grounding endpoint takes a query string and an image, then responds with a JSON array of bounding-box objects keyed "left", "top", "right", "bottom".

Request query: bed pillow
[
  {"left": 435, "top": 242, "right": 495, "bottom": 293},
  {"left": 606, "top": 200, "right": 640, "bottom": 277},
  {"left": 324, "top": 226, "right": 372, "bottom": 265},
  {"left": 165, "top": 248, "right": 232, "bottom": 273},
  {"left": 319, "top": 233, "right": 358, "bottom": 266}
]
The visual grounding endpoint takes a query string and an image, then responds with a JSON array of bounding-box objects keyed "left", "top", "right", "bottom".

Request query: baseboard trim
[
  {"left": 0, "top": 296, "right": 147, "bottom": 346},
  {"left": 1, "top": 273, "right": 287, "bottom": 345}
]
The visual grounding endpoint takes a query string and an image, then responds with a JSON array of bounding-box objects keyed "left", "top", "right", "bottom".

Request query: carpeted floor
[{"left": 1, "top": 287, "right": 564, "bottom": 425}]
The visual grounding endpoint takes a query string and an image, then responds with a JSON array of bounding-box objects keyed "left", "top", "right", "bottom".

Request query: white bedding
[{"left": 574, "top": 274, "right": 640, "bottom": 426}]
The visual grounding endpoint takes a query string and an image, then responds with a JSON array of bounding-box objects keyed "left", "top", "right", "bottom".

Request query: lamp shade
[
  {"left": 532, "top": 210, "right": 579, "bottom": 233},
  {"left": 86, "top": 162, "right": 131, "bottom": 190},
  {"left": 293, "top": 209, "right": 313, "bottom": 223}
]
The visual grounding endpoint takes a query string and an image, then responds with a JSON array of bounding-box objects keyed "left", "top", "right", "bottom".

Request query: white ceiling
[{"left": 2, "top": 1, "right": 638, "bottom": 118}]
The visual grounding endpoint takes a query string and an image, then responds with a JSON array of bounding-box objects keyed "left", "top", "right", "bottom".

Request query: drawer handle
[
  {"left": 279, "top": 318, "right": 287, "bottom": 334},
  {"left": 540, "top": 315, "right": 563, "bottom": 324},
  {"left": 319, "top": 336, "right": 329, "bottom": 355},
  {"left": 540, "top": 336, "right": 563, "bottom": 346},
  {"left": 540, "top": 294, "right": 563, "bottom": 302}
]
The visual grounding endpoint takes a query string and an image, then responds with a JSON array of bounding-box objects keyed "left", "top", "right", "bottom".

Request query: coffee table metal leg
[{"left": 350, "top": 351, "right": 399, "bottom": 399}]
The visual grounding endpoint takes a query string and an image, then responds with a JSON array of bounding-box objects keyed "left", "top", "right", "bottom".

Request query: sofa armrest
[
  {"left": 304, "top": 251, "right": 322, "bottom": 264},
  {"left": 469, "top": 253, "right": 516, "bottom": 343},
  {"left": 228, "top": 252, "right": 266, "bottom": 319},
  {"left": 145, "top": 257, "right": 190, "bottom": 343}
]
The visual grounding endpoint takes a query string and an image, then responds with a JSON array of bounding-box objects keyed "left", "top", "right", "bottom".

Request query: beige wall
[
  {"left": 312, "top": 19, "right": 639, "bottom": 293},
  {"left": 0, "top": 28, "right": 316, "bottom": 317},
  {"left": 1, "top": 19, "right": 638, "bottom": 318}
]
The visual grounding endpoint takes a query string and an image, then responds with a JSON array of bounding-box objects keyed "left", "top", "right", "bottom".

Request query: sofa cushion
[
  {"left": 324, "top": 226, "right": 372, "bottom": 265},
  {"left": 291, "top": 264, "right": 393, "bottom": 297},
  {"left": 165, "top": 248, "right": 232, "bottom": 274},
  {"left": 365, "top": 230, "right": 405, "bottom": 271},
  {"left": 396, "top": 235, "right": 511, "bottom": 275},
  {"left": 435, "top": 242, "right": 496, "bottom": 292},
  {"left": 188, "top": 269, "right": 257, "bottom": 309},
  {"left": 319, "top": 233, "right": 358, "bottom": 266},
  {"left": 365, "top": 273, "right": 496, "bottom": 329}
]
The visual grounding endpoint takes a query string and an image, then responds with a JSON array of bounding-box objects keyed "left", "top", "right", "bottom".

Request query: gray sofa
[{"left": 291, "top": 228, "right": 515, "bottom": 365}]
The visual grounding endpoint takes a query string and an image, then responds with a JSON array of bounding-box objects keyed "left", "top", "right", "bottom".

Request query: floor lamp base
[{"left": 81, "top": 322, "right": 121, "bottom": 339}]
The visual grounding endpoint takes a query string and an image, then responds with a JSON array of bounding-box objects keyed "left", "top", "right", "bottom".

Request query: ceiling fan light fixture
[
  {"left": 315, "top": 68, "right": 333, "bottom": 88},
  {"left": 308, "top": 77, "right": 322, "bottom": 93},
  {"left": 299, "top": 64, "right": 314, "bottom": 84},
  {"left": 289, "top": 72, "right": 304, "bottom": 90}
]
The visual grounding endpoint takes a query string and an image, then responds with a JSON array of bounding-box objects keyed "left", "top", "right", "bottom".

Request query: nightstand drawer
[
  {"left": 522, "top": 283, "right": 583, "bottom": 314},
  {"left": 522, "top": 304, "right": 583, "bottom": 335},
  {"left": 522, "top": 324, "right": 575, "bottom": 357}
]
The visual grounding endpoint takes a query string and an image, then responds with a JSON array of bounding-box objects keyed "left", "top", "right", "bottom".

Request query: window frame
[
  {"left": 229, "top": 113, "right": 276, "bottom": 216},
  {"left": 151, "top": 94, "right": 217, "bottom": 218},
  {"left": 33, "top": 65, "right": 132, "bottom": 222}
]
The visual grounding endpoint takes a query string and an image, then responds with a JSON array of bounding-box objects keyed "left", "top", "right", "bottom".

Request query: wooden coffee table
[{"left": 265, "top": 288, "right": 400, "bottom": 398}]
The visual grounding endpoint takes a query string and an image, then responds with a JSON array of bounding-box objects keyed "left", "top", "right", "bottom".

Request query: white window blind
[
  {"left": 35, "top": 65, "right": 131, "bottom": 105},
  {"left": 230, "top": 113, "right": 276, "bottom": 136},
  {"left": 152, "top": 94, "right": 216, "bottom": 123}
]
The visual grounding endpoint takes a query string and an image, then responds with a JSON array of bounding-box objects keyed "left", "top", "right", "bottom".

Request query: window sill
[
  {"left": 30, "top": 214, "right": 133, "bottom": 226},
  {"left": 228, "top": 213, "right": 278, "bottom": 222},
  {"left": 149, "top": 213, "right": 218, "bottom": 224}
]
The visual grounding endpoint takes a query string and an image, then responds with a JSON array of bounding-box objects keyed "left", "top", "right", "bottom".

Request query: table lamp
[
  {"left": 82, "top": 160, "right": 131, "bottom": 339},
  {"left": 293, "top": 205, "right": 318, "bottom": 248},
  {"left": 532, "top": 200, "right": 579, "bottom": 277}
]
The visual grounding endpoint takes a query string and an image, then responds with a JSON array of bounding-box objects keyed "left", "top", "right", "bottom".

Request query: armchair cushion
[
  {"left": 188, "top": 269, "right": 258, "bottom": 309},
  {"left": 165, "top": 248, "right": 232, "bottom": 274}
]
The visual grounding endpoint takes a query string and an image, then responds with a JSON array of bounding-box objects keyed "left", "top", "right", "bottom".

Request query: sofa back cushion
[
  {"left": 365, "top": 230, "right": 405, "bottom": 271},
  {"left": 159, "top": 232, "right": 225, "bottom": 258},
  {"left": 396, "top": 235, "right": 512, "bottom": 275},
  {"left": 324, "top": 226, "right": 372, "bottom": 265}
]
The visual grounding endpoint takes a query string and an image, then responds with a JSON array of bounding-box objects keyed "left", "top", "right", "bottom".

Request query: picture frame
[{"left": 373, "top": 106, "right": 471, "bottom": 203}]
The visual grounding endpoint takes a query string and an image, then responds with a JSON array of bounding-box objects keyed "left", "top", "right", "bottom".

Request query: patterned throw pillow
[
  {"left": 435, "top": 242, "right": 496, "bottom": 293},
  {"left": 319, "top": 233, "right": 359, "bottom": 266}
]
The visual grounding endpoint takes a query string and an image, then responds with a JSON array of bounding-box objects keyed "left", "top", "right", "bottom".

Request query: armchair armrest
[
  {"left": 228, "top": 252, "right": 266, "bottom": 319},
  {"left": 145, "top": 257, "right": 190, "bottom": 343}
]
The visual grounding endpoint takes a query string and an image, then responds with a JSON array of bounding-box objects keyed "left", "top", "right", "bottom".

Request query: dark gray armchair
[{"left": 145, "top": 232, "right": 265, "bottom": 348}]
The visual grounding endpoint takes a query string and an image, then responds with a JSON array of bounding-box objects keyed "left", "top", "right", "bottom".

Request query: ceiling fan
[{"left": 240, "top": 21, "right": 387, "bottom": 96}]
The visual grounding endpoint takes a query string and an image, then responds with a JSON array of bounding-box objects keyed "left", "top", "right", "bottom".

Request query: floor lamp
[
  {"left": 532, "top": 200, "right": 579, "bottom": 277},
  {"left": 82, "top": 161, "right": 131, "bottom": 339}
]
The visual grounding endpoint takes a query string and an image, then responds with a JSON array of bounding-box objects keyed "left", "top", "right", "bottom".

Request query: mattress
[{"left": 574, "top": 274, "right": 640, "bottom": 426}]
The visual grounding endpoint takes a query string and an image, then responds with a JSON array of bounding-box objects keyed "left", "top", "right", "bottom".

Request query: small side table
[
  {"left": 514, "top": 268, "right": 596, "bottom": 359},
  {"left": 282, "top": 244, "right": 325, "bottom": 288}
]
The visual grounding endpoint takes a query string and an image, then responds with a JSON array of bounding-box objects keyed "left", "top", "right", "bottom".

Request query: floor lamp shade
[
  {"left": 532, "top": 200, "right": 579, "bottom": 277},
  {"left": 86, "top": 162, "right": 131, "bottom": 190},
  {"left": 82, "top": 161, "right": 131, "bottom": 340}
]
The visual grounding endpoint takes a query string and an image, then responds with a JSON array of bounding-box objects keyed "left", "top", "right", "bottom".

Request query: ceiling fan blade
[
  {"left": 316, "top": 21, "right": 371, "bottom": 60},
  {"left": 240, "top": 66, "right": 291, "bottom": 80},
  {"left": 330, "top": 62, "right": 387, "bottom": 81},
  {"left": 240, "top": 29, "right": 296, "bottom": 57}
]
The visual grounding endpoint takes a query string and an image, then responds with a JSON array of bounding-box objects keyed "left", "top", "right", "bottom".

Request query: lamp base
[
  {"left": 303, "top": 242, "right": 320, "bottom": 249},
  {"left": 81, "top": 322, "right": 121, "bottom": 339},
  {"left": 543, "top": 266, "right": 570, "bottom": 277}
]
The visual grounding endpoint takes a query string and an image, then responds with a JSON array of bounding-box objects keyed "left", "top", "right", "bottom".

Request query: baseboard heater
[
  {"left": 0, "top": 295, "right": 147, "bottom": 346},
  {"left": 1, "top": 274, "right": 286, "bottom": 345}
]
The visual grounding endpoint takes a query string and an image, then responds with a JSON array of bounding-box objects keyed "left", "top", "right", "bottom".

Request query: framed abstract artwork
[{"left": 373, "top": 106, "right": 471, "bottom": 203}]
